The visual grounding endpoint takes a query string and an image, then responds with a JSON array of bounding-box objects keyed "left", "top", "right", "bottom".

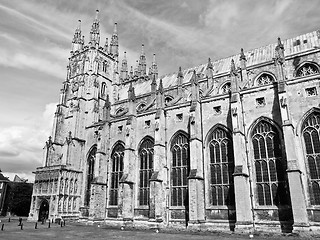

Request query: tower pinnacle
[
  {"left": 110, "top": 23, "right": 119, "bottom": 58},
  {"left": 89, "top": 10, "right": 100, "bottom": 48},
  {"left": 71, "top": 20, "right": 83, "bottom": 52}
]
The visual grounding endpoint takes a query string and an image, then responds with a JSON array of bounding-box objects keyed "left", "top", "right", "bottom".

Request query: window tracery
[
  {"left": 302, "top": 112, "right": 320, "bottom": 205},
  {"left": 84, "top": 147, "right": 96, "bottom": 206},
  {"left": 208, "top": 127, "right": 235, "bottom": 206},
  {"left": 252, "top": 120, "right": 289, "bottom": 206},
  {"left": 109, "top": 143, "right": 124, "bottom": 206},
  {"left": 220, "top": 82, "right": 231, "bottom": 94},
  {"left": 256, "top": 73, "right": 275, "bottom": 86},
  {"left": 138, "top": 138, "right": 154, "bottom": 206},
  {"left": 171, "top": 132, "right": 189, "bottom": 206},
  {"left": 296, "top": 63, "right": 319, "bottom": 77}
]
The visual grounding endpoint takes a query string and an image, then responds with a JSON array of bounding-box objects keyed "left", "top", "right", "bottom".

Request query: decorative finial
[
  {"left": 158, "top": 78, "right": 164, "bottom": 94},
  {"left": 95, "top": 9, "right": 99, "bottom": 20},
  {"left": 240, "top": 48, "right": 246, "bottom": 61},
  {"left": 230, "top": 59, "right": 237, "bottom": 75},
  {"left": 207, "top": 57, "right": 213, "bottom": 69},
  {"left": 178, "top": 66, "right": 183, "bottom": 78}
]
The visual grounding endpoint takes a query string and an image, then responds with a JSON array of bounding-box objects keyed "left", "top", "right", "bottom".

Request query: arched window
[
  {"left": 302, "top": 111, "right": 320, "bottom": 205},
  {"left": 296, "top": 63, "right": 319, "bottom": 77},
  {"left": 138, "top": 138, "right": 154, "bottom": 206},
  {"left": 101, "top": 82, "right": 106, "bottom": 97},
  {"left": 220, "top": 82, "right": 231, "bottom": 94},
  {"left": 208, "top": 127, "right": 235, "bottom": 206},
  {"left": 137, "top": 102, "right": 146, "bottom": 112},
  {"left": 256, "top": 73, "right": 275, "bottom": 86},
  {"left": 171, "top": 132, "right": 189, "bottom": 206},
  {"left": 165, "top": 96, "right": 173, "bottom": 104},
  {"left": 109, "top": 143, "right": 124, "bottom": 206},
  {"left": 252, "top": 120, "right": 289, "bottom": 206},
  {"left": 84, "top": 146, "right": 96, "bottom": 206}
]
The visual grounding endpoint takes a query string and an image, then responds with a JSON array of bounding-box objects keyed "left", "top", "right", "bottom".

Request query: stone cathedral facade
[{"left": 28, "top": 11, "right": 320, "bottom": 233}]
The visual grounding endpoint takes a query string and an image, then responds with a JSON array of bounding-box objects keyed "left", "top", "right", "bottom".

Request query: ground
[{"left": 0, "top": 217, "right": 314, "bottom": 240}]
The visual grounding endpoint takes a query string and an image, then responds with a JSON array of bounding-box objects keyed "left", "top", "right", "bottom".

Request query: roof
[
  {"left": 0, "top": 172, "right": 9, "bottom": 181},
  {"left": 118, "top": 30, "right": 320, "bottom": 101}
]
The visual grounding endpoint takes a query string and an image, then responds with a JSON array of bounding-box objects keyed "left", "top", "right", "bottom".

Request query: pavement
[{"left": 0, "top": 217, "right": 315, "bottom": 240}]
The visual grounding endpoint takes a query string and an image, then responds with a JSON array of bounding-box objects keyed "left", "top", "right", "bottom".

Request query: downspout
[{"left": 240, "top": 94, "right": 256, "bottom": 231}]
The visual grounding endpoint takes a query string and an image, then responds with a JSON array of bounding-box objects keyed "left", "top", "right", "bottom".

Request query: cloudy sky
[{"left": 0, "top": 0, "right": 319, "bottom": 181}]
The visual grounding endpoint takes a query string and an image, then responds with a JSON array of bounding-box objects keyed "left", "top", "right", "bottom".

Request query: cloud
[
  {"left": 0, "top": 49, "right": 66, "bottom": 79},
  {"left": 0, "top": 102, "right": 57, "bottom": 182}
]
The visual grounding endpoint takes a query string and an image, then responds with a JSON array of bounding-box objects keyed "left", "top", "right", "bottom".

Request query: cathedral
[{"left": 28, "top": 10, "right": 320, "bottom": 233}]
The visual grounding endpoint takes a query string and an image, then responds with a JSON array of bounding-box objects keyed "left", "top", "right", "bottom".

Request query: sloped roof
[
  {"left": 118, "top": 30, "right": 320, "bottom": 101},
  {"left": 0, "top": 172, "right": 9, "bottom": 181}
]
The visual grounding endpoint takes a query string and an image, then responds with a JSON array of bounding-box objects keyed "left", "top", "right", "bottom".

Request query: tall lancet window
[
  {"left": 138, "top": 138, "right": 154, "bottom": 206},
  {"left": 171, "top": 132, "right": 190, "bottom": 206},
  {"left": 252, "top": 120, "right": 289, "bottom": 206},
  {"left": 85, "top": 146, "right": 96, "bottom": 206},
  {"left": 208, "top": 126, "right": 235, "bottom": 206},
  {"left": 302, "top": 111, "right": 320, "bottom": 205},
  {"left": 109, "top": 143, "right": 124, "bottom": 206}
]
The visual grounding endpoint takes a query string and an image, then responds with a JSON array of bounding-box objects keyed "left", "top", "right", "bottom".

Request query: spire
[
  {"left": 71, "top": 20, "right": 83, "bottom": 52},
  {"left": 206, "top": 57, "right": 213, "bottom": 79},
  {"left": 157, "top": 78, "right": 164, "bottom": 95},
  {"left": 275, "top": 37, "right": 285, "bottom": 64},
  {"left": 177, "top": 66, "right": 184, "bottom": 85},
  {"left": 139, "top": 44, "right": 147, "bottom": 76},
  {"left": 110, "top": 23, "right": 119, "bottom": 58},
  {"left": 240, "top": 48, "right": 246, "bottom": 61},
  {"left": 151, "top": 53, "right": 158, "bottom": 79},
  {"left": 134, "top": 60, "right": 139, "bottom": 77},
  {"left": 151, "top": 74, "right": 157, "bottom": 92},
  {"left": 89, "top": 10, "right": 100, "bottom": 48},
  {"left": 239, "top": 48, "right": 247, "bottom": 69},
  {"left": 103, "top": 38, "right": 109, "bottom": 53},
  {"left": 230, "top": 59, "right": 239, "bottom": 93},
  {"left": 190, "top": 70, "right": 198, "bottom": 85},
  {"left": 129, "top": 66, "right": 134, "bottom": 79},
  {"left": 121, "top": 51, "right": 128, "bottom": 81},
  {"left": 230, "top": 59, "right": 237, "bottom": 76},
  {"left": 128, "top": 82, "right": 136, "bottom": 101},
  {"left": 103, "top": 94, "right": 111, "bottom": 110}
]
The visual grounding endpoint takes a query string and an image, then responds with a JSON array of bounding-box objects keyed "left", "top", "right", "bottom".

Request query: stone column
[
  {"left": 89, "top": 125, "right": 108, "bottom": 220},
  {"left": 277, "top": 85, "right": 309, "bottom": 231},
  {"left": 231, "top": 93, "right": 254, "bottom": 231},
  {"left": 274, "top": 37, "right": 309, "bottom": 231},
  {"left": 149, "top": 84, "right": 166, "bottom": 225},
  {"left": 187, "top": 71, "right": 205, "bottom": 229},
  {"left": 230, "top": 60, "right": 254, "bottom": 232},
  {"left": 118, "top": 84, "right": 137, "bottom": 226}
]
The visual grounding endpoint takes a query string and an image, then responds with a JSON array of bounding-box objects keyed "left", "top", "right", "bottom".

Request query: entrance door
[{"left": 38, "top": 199, "right": 49, "bottom": 221}]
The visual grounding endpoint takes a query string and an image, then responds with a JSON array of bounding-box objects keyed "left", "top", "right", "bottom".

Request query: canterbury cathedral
[{"left": 28, "top": 10, "right": 320, "bottom": 233}]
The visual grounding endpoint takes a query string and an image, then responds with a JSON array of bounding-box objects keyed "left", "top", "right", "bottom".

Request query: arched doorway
[{"left": 38, "top": 199, "right": 49, "bottom": 221}]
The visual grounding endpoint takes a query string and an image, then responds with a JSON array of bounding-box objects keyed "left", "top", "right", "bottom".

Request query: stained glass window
[
  {"left": 84, "top": 147, "right": 96, "bottom": 206},
  {"left": 256, "top": 73, "right": 275, "bottom": 86},
  {"left": 252, "top": 120, "right": 289, "bottom": 206},
  {"left": 296, "top": 63, "right": 319, "bottom": 77},
  {"left": 109, "top": 143, "right": 124, "bottom": 206},
  {"left": 221, "top": 82, "right": 231, "bottom": 94},
  {"left": 138, "top": 138, "right": 154, "bottom": 206},
  {"left": 171, "top": 132, "right": 189, "bottom": 206},
  {"left": 302, "top": 112, "right": 320, "bottom": 205},
  {"left": 208, "top": 127, "right": 235, "bottom": 206}
]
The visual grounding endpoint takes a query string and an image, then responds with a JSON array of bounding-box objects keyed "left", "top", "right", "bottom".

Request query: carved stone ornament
[
  {"left": 231, "top": 107, "right": 237, "bottom": 116},
  {"left": 71, "top": 81, "right": 79, "bottom": 92},
  {"left": 126, "top": 126, "right": 130, "bottom": 136},
  {"left": 190, "top": 115, "right": 195, "bottom": 125},
  {"left": 280, "top": 96, "right": 287, "bottom": 108},
  {"left": 155, "top": 121, "right": 160, "bottom": 131}
]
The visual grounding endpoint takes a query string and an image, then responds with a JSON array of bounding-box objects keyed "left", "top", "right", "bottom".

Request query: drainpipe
[{"left": 240, "top": 94, "right": 256, "bottom": 231}]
